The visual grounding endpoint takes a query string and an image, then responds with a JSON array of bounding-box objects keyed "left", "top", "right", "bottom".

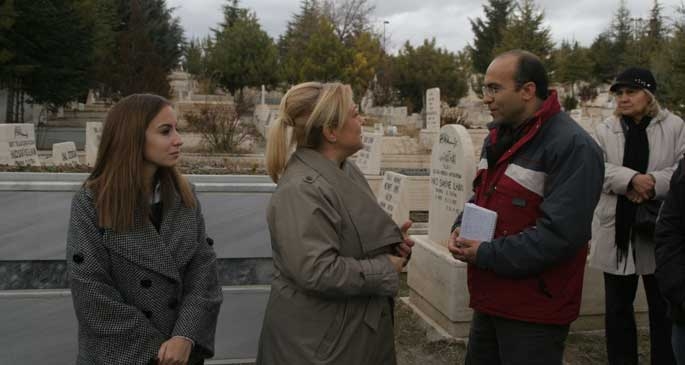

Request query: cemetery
[
  {"left": 4, "top": 0, "right": 680, "bottom": 363},
  {"left": 0, "top": 81, "right": 651, "bottom": 364}
]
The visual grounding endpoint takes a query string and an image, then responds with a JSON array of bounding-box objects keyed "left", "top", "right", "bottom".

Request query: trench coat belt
[{"left": 271, "top": 275, "right": 388, "bottom": 332}]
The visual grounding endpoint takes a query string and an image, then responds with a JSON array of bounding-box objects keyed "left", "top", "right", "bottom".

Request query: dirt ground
[{"left": 394, "top": 273, "right": 652, "bottom": 365}]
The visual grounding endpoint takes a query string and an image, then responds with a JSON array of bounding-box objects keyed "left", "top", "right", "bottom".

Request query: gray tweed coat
[{"left": 67, "top": 185, "right": 222, "bottom": 365}]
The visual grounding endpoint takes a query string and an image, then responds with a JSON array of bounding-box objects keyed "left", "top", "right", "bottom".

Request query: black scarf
[
  {"left": 486, "top": 118, "right": 533, "bottom": 169},
  {"left": 615, "top": 115, "right": 651, "bottom": 262}
]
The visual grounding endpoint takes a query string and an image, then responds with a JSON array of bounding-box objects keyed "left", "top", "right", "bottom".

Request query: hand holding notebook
[{"left": 459, "top": 203, "right": 498, "bottom": 242}]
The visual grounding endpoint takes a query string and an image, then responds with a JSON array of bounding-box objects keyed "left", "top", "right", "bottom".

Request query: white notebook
[{"left": 460, "top": 203, "right": 498, "bottom": 242}]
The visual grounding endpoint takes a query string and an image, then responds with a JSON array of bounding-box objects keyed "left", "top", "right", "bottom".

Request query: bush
[
  {"left": 562, "top": 95, "right": 579, "bottom": 111},
  {"left": 184, "top": 103, "right": 261, "bottom": 153},
  {"left": 441, "top": 102, "right": 472, "bottom": 128},
  {"left": 578, "top": 85, "right": 598, "bottom": 105}
]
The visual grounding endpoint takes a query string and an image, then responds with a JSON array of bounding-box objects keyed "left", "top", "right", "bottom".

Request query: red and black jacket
[{"left": 453, "top": 91, "right": 604, "bottom": 325}]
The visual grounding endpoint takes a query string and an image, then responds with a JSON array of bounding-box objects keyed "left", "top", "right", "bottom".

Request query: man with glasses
[{"left": 447, "top": 50, "right": 604, "bottom": 365}]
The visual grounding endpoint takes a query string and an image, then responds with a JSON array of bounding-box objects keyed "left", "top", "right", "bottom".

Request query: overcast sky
[{"left": 167, "top": 0, "right": 684, "bottom": 53}]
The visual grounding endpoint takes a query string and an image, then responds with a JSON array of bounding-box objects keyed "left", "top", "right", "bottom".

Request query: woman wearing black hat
[{"left": 589, "top": 67, "right": 685, "bottom": 364}]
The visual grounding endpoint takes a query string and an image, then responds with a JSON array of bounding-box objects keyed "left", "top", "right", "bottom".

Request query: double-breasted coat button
[
  {"left": 304, "top": 176, "right": 314, "bottom": 183},
  {"left": 72, "top": 254, "right": 84, "bottom": 264},
  {"left": 143, "top": 310, "right": 153, "bottom": 318},
  {"left": 140, "top": 279, "right": 152, "bottom": 288},
  {"left": 168, "top": 298, "right": 179, "bottom": 310},
  {"left": 206, "top": 237, "right": 214, "bottom": 246}
]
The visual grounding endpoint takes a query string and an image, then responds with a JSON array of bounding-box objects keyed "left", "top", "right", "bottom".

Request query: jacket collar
[
  {"left": 610, "top": 109, "right": 669, "bottom": 133},
  {"left": 488, "top": 90, "right": 562, "bottom": 166},
  {"left": 292, "top": 148, "right": 402, "bottom": 255}
]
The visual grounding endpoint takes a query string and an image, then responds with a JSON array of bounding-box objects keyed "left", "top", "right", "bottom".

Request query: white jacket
[{"left": 589, "top": 109, "right": 685, "bottom": 275}]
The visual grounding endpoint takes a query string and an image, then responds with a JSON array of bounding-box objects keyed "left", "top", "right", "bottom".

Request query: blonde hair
[
  {"left": 265, "top": 82, "right": 354, "bottom": 182},
  {"left": 614, "top": 89, "right": 661, "bottom": 119}
]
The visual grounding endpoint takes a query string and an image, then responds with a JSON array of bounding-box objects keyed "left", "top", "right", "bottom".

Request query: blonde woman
[
  {"left": 67, "top": 94, "right": 222, "bottom": 365},
  {"left": 256, "top": 82, "right": 413, "bottom": 364},
  {"left": 590, "top": 67, "right": 685, "bottom": 365}
]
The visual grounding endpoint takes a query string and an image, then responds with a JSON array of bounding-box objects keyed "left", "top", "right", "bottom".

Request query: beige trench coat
[
  {"left": 256, "top": 148, "right": 403, "bottom": 365},
  {"left": 589, "top": 109, "right": 685, "bottom": 275}
]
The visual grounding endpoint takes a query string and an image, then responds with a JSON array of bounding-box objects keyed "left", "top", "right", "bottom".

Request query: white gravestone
[
  {"left": 52, "top": 142, "right": 79, "bottom": 166},
  {"left": 85, "top": 122, "right": 103, "bottom": 166},
  {"left": 378, "top": 171, "right": 409, "bottom": 225},
  {"left": 354, "top": 132, "right": 382, "bottom": 175},
  {"left": 406, "top": 124, "right": 477, "bottom": 336},
  {"left": 428, "top": 124, "right": 476, "bottom": 246},
  {"left": 0, "top": 123, "right": 39, "bottom": 166},
  {"left": 426, "top": 88, "right": 441, "bottom": 130}
]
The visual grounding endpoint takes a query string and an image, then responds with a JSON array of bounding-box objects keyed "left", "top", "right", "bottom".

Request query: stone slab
[
  {"left": 354, "top": 132, "right": 382, "bottom": 175},
  {"left": 0, "top": 191, "right": 273, "bottom": 260},
  {"left": 407, "top": 237, "right": 650, "bottom": 337},
  {"left": 0, "top": 287, "right": 269, "bottom": 363},
  {"left": 428, "top": 125, "right": 476, "bottom": 246},
  {"left": 407, "top": 236, "right": 471, "bottom": 323},
  {"left": 85, "top": 122, "right": 102, "bottom": 166},
  {"left": 0, "top": 123, "right": 39, "bottom": 166},
  {"left": 51, "top": 141, "right": 79, "bottom": 166}
]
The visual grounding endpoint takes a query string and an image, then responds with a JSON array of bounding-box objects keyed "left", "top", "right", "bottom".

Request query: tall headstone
[
  {"left": 85, "top": 122, "right": 103, "bottom": 166},
  {"left": 425, "top": 88, "right": 441, "bottom": 130},
  {"left": 428, "top": 124, "right": 476, "bottom": 246},
  {"left": 52, "top": 141, "right": 79, "bottom": 166},
  {"left": 354, "top": 132, "right": 382, "bottom": 175},
  {"left": 0, "top": 123, "right": 39, "bottom": 166},
  {"left": 378, "top": 171, "right": 408, "bottom": 224},
  {"left": 420, "top": 88, "right": 442, "bottom": 150}
]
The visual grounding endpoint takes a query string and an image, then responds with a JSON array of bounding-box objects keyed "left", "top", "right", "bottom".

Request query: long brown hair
[
  {"left": 87, "top": 94, "right": 195, "bottom": 232},
  {"left": 265, "top": 82, "right": 354, "bottom": 182}
]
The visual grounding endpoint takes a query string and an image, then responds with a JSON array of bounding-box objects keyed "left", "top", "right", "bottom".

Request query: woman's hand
[
  {"left": 157, "top": 336, "right": 192, "bottom": 365},
  {"left": 395, "top": 220, "right": 414, "bottom": 260},
  {"left": 387, "top": 255, "right": 407, "bottom": 273},
  {"left": 631, "top": 174, "right": 655, "bottom": 196}
]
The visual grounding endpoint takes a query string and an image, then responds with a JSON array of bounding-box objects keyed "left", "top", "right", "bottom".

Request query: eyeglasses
[{"left": 482, "top": 85, "right": 504, "bottom": 97}]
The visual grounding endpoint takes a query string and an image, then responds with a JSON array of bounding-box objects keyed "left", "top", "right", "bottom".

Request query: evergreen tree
[
  {"left": 208, "top": 1, "right": 279, "bottom": 96},
  {"left": 2, "top": 0, "right": 96, "bottom": 121},
  {"left": 392, "top": 39, "right": 468, "bottom": 112},
  {"left": 589, "top": 31, "right": 616, "bottom": 82},
  {"left": 495, "top": 0, "right": 554, "bottom": 65},
  {"left": 554, "top": 40, "right": 592, "bottom": 97},
  {"left": 468, "top": 0, "right": 514, "bottom": 74},
  {"left": 653, "top": 4, "right": 685, "bottom": 116},
  {"left": 610, "top": 0, "right": 635, "bottom": 69}
]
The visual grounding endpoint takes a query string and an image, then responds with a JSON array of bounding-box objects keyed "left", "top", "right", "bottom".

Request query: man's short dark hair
[{"left": 498, "top": 50, "right": 549, "bottom": 100}]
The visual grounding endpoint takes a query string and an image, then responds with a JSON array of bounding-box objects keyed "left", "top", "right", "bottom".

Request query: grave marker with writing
[
  {"left": 428, "top": 124, "right": 476, "bottom": 246},
  {"left": 354, "top": 132, "right": 382, "bottom": 175},
  {"left": 52, "top": 142, "right": 79, "bottom": 166},
  {"left": 0, "top": 123, "right": 39, "bottom": 166},
  {"left": 86, "top": 122, "right": 103, "bottom": 166},
  {"left": 426, "top": 88, "right": 441, "bottom": 130}
]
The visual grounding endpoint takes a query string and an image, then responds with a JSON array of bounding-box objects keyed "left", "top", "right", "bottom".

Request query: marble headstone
[
  {"left": 355, "top": 132, "right": 382, "bottom": 175},
  {"left": 428, "top": 124, "right": 476, "bottom": 246},
  {"left": 85, "top": 122, "right": 103, "bottom": 166},
  {"left": 378, "top": 171, "right": 408, "bottom": 225},
  {"left": 0, "top": 123, "right": 39, "bottom": 166},
  {"left": 52, "top": 142, "right": 79, "bottom": 166},
  {"left": 426, "top": 88, "right": 441, "bottom": 130}
]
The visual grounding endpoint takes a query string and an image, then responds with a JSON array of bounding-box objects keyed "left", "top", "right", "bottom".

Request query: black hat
[{"left": 610, "top": 67, "right": 657, "bottom": 94}]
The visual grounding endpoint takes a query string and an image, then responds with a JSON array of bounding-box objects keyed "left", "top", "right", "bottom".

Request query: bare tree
[{"left": 323, "top": 0, "right": 375, "bottom": 43}]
